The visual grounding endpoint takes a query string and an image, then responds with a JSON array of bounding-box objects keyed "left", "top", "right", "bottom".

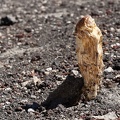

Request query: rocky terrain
[{"left": 0, "top": 0, "right": 120, "bottom": 119}]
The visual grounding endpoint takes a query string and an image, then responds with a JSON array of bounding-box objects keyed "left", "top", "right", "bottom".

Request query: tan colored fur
[{"left": 74, "top": 15, "right": 104, "bottom": 100}]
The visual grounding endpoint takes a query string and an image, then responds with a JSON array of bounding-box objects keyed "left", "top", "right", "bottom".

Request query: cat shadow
[
  {"left": 42, "top": 74, "right": 84, "bottom": 109},
  {"left": 21, "top": 75, "right": 84, "bottom": 112}
]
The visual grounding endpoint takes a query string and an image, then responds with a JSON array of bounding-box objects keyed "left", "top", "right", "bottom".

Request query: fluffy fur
[{"left": 74, "top": 15, "right": 104, "bottom": 100}]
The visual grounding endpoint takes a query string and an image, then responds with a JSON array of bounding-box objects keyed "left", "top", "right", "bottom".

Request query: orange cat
[{"left": 74, "top": 15, "right": 104, "bottom": 100}]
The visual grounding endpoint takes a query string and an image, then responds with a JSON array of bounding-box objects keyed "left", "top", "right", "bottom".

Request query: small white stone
[
  {"left": 17, "top": 42, "right": 22, "bottom": 45},
  {"left": 114, "top": 74, "right": 120, "bottom": 78},
  {"left": 110, "top": 33, "right": 113, "bottom": 37},
  {"left": 21, "top": 71, "right": 26, "bottom": 75},
  {"left": 56, "top": 75, "right": 62, "bottom": 78},
  {"left": 34, "top": 9, "right": 38, "bottom": 13},
  {"left": 52, "top": 69, "right": 58, "bottom": 73},
  {"left": 116, "top": 28, "right": 120, "bottom": 33},
  {"left": 110, "top": 53, "right": 114, "bottom": 58},
  {"left": 56, "top": 81, "right": 62, "bottom": 85},
  {"left": 111, "top": 43, "right": 120, "bottom": 48},
  {"left": 20, "top": 99, "right": 28, "bottom": 103},
  {"left": 104, "top": 52, "right": 110, "bottom": 55},
  {"left": 39, "top": 26, "right": 42, "bottom": 30},
  {"left": 110, "top": 27, "right": 115, "bottom": 32},
  {"left": 33, "top": 76, "right": 42, "bottom": 86},
  {"left": 70, "top": 13, "right": 74, "bottom": 17},
  {"left": 116, "top": 43, "right": 120, "bottom": 46},
  {"left": 5, "top": 87, "right": 12, "bottom": 91},
  {"left": 72, "top": 70, "right": 79, "bottom": 76},
  {"left": 115, "top": 37, "right": 119, "bottom": 40},
  {"left": 36, "top": 89, "right": 41, "bottom": 93},
  {"left": 6, "top": 101, "right": 10, "bottom": 105},
  {"left": 80, "top": 15, "right": 84, "bottom": 18},
  {"left": 41, "top": 6, "right": 46, "bottom": 12},
  {"left": 56, "top": 75, "right": 66, "bottom": 80},
  {"left": 28, "top": 108, "right": 35, "bottom": 113},
  {"left": 6, "top": 64, "right": 12, "bottom": 69},
  {"left": 46, "top": 67, "right": 52, "bottom": 71},
  {"left": 44, "top": 71, "right": 50, "bottom": 75},
  {"left": 104, "top": 67, "right": 114, "bottom": 73},
  {"left": 31, "top": 95, "right": 36, "bottom": 99},
  {"left": 0, "top": 103, "right": 5, "bottom": 107},
  {"left": 67, "top": 21, "right": 71, "bottom": 24}
]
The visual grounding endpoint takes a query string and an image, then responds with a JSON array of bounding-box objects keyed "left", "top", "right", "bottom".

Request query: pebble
[
  {"left": 72, "top": 70, "right": 79, "bottom": 76},
  {"left": 34, "top": 9, "right": 38, "bottom": 13},
  {"left": 6, "top": 101, "right": 11, "bottom": 105},
  {"left": 20, "top": 99, "right": 28, "bottom": 103},
  {"left": 56, "top": 75, "right": 66, "bottom": 80},
  {"left": 110, "top": 27, "right": 115, "bottom": 32},
  {"left": 104, "top": 67, "right": 114, "bottom": 73},
  {"left": 56, "top": 81, "right": 62, "bottom": 85},
  {"left": 41, "top": 6, "right": 46, "bottom": 12},
  {"left": 21, "top": 71, "right": 26, "bottom": 75},
  {"left": 110, "top": 33, "right": 113, "bottom": 37},
  {"left": 70, "top": 13, "right": 74, "bottom": 17},
  {"left": 28, "top": 108, "right": 35, "bottom": 113},
  {"left": 79, "top": 118, "right": 83, "bottom": 120},
  {"left": 33, "top": 76, "right": 42, "bottom": 86},
  {"left": 116, "top": 28, "right": 120, "bottom": 33},
  {"left": 36, "top": 89, "right": 41, "bottom": 93},
  {"left": 44, "top": 71, "right": 50, "bottom": 75},
  {"left": 114, "top": 74, "right": 120, "bottom": 83},
  {"left": 0, "top": 103, "right": 5, "bottom": 107},
  {"left": 46, "top": 67, "right": 52, "bottom": 71},
  {"left": 5, "top": 87, "right": 12, "bottom": 91},
  {"left": 115, "top": 37, "right": 119, "bottom": 40},
  {"left": 52, "top": 69, "right": 58, "bottom": 73},
  {"left": 116, "top": 43, "right": 120, "bottom": 46},
  {"left": 44, "top": 67, "right": 53, "bottom": 75},
  {"left": 67, "top": 21, "right": 72, "bottom": 24},
  {"left": 4, "top": 64, "right": 12, "bottom": 69},
  {"left": 104, "top": 52, "right": 110, "bottom": 55},
  {"left": 111, "top": 43, "right": 120, "bottom": 48},
  {"left": 31, "top": 95, "right": 37, "bottom": 99},
  {"left": 115, "top": 74, "right": 120, "bottom": 79}
]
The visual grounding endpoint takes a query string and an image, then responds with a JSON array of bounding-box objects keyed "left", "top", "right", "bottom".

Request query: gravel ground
[{"left": 0, "top": 0, "right": 120, "bottom": 120}]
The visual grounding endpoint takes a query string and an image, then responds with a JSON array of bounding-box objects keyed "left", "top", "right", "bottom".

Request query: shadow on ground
[
  {"left": 42, "top": 75, "right": 84, "bottom": 109},
  {"left": 21, "top": 75, "right": 84, "bottom": 112}
]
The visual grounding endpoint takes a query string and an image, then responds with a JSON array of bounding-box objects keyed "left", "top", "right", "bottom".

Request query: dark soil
[{"left": 0, "top": 0, "right": 120, "bottom": 120}]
